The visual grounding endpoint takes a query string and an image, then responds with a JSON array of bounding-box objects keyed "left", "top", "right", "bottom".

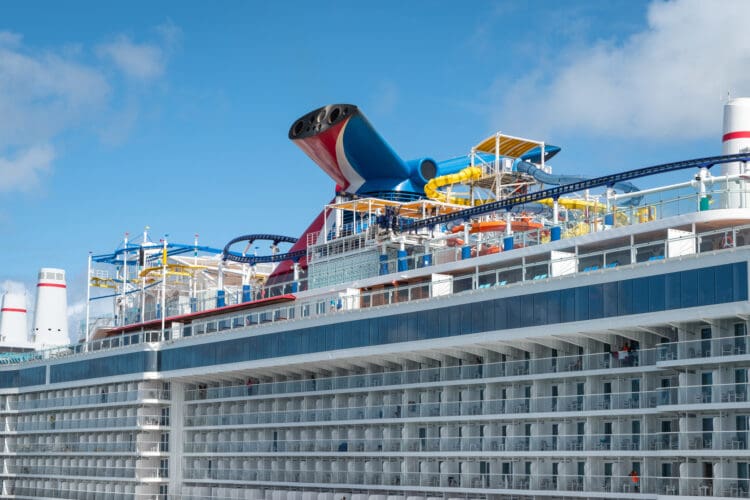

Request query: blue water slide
[{"left": 515, "top": 148, "right": 642, "bottom": 205}]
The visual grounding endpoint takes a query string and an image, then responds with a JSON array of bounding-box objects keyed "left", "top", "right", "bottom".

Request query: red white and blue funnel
[{"left": 289, "top": 104, "right": 438, "bottom": 199}]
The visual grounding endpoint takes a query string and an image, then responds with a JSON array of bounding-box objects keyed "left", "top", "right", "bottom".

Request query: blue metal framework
[
  {"left": 400, "top": 153, "right": 750, "bottom": 231},
  {"left": 92, "top": 243, "right": 223, "bottom": 266}
]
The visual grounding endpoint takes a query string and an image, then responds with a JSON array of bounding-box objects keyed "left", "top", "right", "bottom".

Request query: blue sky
[{"left": 1, "top": 0, "right": 750, "bottom": 321}]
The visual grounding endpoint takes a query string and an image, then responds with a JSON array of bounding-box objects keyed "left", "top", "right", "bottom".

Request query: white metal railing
[
  {"left": 182, "top": 382, "right": 750, "bottom": 429},
  {"left": 2, "top": 440, "right": 166, "bottom": 454},
  {"left": 6, "top": 414, "right": 168, "bottom": 433},
  {"left": 181, "top": 428, "right": 749, "bottom": 455},
  {"left": 177, "top": 467, "right": 748, "bottom": 497},
  {"left": 184, "top": 348, "right": 654, "bottom": 401},
  {"left": 5, "top": 388, "right": 170, "bottom": 412}
]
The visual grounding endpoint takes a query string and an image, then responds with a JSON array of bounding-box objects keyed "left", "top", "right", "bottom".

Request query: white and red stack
[
  {"left": 32, "top": 268, "right": 69, "bottom": 347},
  {"left": 0, "top": 291, "right": 29, "bottom": 346},
  {"left": 722, "top": 97, "right": 750, "bottom": 208}
]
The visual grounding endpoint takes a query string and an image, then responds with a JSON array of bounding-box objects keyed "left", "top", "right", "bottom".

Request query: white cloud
[
  {"left": 0, "top": 24, "right": 178, "bottom": 194},
  {"left": 492, "top": 0, "right": 750, "bottom": 140},
  {"left": 67, "top": 299, "right": 86, "bottom": 319},
  {"left": 0, "top": 280, "right": 30, "bottom": 296},
  {"left": 96, "top": 22, "right": 182, "bottom": 82},
  {"left": 0, "top": 145, "right": 55, "bottom": 193},
  {"left": 0, "top": 44, "right": 110, "bottom": 150},
  {"left": 0, "top": 40, "right": 108, "bottom": 194},
  {"left": 96, "top": 36, "right": 166, "bottom": 81}
]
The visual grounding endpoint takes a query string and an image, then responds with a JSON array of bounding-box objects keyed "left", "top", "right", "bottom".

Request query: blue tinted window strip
[
  {"left": 157, "top": 263, "right": 747, "bottom": 373},
  {"left": 49, "top": 351, "right": 155, "bottom": 384},
  {"left": 25, "top": 263, "right": 747, "bottom": 380},
  {"left": 0, "top": 366, "right": 45, "bottom": 388}
]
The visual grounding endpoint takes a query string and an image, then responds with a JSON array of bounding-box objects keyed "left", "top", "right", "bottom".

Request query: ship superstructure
[{"left": 0, "top": 100, "right": 750, "bottom": 499}]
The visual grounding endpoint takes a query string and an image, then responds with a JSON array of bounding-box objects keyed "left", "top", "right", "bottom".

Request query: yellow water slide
[{"left": 424, "top": 166, "right": 483, "bottom": 205}]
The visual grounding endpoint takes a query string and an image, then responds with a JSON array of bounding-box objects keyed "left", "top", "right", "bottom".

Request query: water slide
[
  {"left": 515, "top": 159, "right": 642, "bottom": 206},
  {"left": 423, "top": 166, "right": 483, "bottom": 205}
]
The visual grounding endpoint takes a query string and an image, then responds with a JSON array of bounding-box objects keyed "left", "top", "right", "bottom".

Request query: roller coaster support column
[
  {"left": 85, "top": 252, "right": 92, "bottom": 343},
  {"left": 121, "top": 233, "right": 128, "bottom": 327},
  {"left": 160, "top": 237, "right": 167, "bottom": 336},
  {"left": 379, "top": 245, "right": 389, "bottom": 275},
  {"left": 192, "top": 233, "right": 199, "bottom": 312},
  {"left": 291, "top": 260, "right": 300, "bottom": 292},
  {"left": 551, "top": 198, "right": 561, "bottom": 242},
  {"left": 398, "top": 241, "right": 409, "bottom": 272},
  {"left": 698, "top": 168, "right": 710, "bottom": 210},
  {"left": 217, "top": 260, "right": 226, "bottom": 307},
  {"left": 422, "top": 246, "right": 432, "bottom": 266},
  {"left": 604, "top": 188, "right": 615, "bottom": 228},
  {"left": 461, "top": 224, "right": 472, "bottom": 260},
  {"left": 503, "top": 212, "right": 514, "bottom": 251}
]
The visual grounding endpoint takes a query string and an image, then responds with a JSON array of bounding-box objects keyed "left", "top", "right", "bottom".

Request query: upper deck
[{"left": 6, "top": 203, "right": 750, "bottom": 371}]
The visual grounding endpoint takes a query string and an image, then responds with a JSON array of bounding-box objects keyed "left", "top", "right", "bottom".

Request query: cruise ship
[{"left": 2, "top": 98, "right": 750, "bottom": 500}]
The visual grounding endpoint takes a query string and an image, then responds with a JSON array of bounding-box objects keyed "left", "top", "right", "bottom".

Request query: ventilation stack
[
  {"left": 721, "top": 97, "right": 750, "bottom": 208},
  {"left": 0, "top": 291, "right": 29, "bottom": 346},
  {"left": 32, "top": 268, "right": 69, "bottom": 347}
]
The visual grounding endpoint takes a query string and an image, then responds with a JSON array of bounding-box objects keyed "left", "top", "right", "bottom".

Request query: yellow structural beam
[
  {"left": 139, "top": 263, "right": 207, "bottom": 279},
  {"left": 90, "top": 277, "right": 117, "bottom": 289}
]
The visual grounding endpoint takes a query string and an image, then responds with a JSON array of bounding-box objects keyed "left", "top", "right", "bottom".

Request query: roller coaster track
[
  {"left": 222, "top": 234, "right": 306, "bottom": 264},
  {"left": 400, "top": 153, "right": 750, "bottom": 232}
]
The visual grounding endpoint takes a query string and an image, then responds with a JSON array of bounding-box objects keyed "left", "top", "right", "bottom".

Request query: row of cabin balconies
[
  {"left": 187, "top": 379, "right": 649, "bottom": 418},
  {"left": 0, "top": 456, "right": 164, "bottom": 480},
  {"left": 180, "top": 429, "right": 749, "bottom": 455},
  {"left": 4, "top": 480, "right": 140, "bottom": 500},
  {"left": 182, "top": 335, "right": 749, "bottom": 406},
  {"left": 0, "top": 440, "right": 166, "bottom": 455},
  {"left": 1, "top": 409, "right": 169, "bottom": 433},
  {"left": 0, "top": 381, "right": 169, "bottom": 414},
  {"left": 183, "top": 383, "right": 749, "bottom": 429},
  {"left": 658, "top": 333, "right": 748, "bottom": 362},
  {"left": 184, "top": 351, "right": 649, "bottom": 402},
  {"left": 180, "top": 460, "right": 750, "bottom": 498}
]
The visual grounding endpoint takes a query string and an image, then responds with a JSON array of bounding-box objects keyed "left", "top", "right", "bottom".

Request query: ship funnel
[
  {"left": 32, "top": 268, "right": 69, "bottom": 347},
  {"left": 289, "top": 103, "right": 439, "bottom": 199},
  {"left": 0, "top": 291, "right": 29, "bottom": 346},
  {"left": 721, "top": 97, "right": 750, "bottom": 208}
]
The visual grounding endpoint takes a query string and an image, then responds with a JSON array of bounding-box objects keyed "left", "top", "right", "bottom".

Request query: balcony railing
[
  {"left": 2, "top": 440, "right": 165, "bottom": 454},
  {"left": 4, "top": 414, "right": 168, "bottom": 433},
  {"left": 181, "top": 429, "right": 750, "bottom": 455},
  {"left": 185, "top": 348, "right": 655, "bottom": 402},
  {"left": 5, "top": 388, "right": 170, "bottom": 413},
  {"left": 178, "top": 467, "right": 750, "bottom": 497},
  {"left": 183, "top": 387, "right": 671, "bottom": 428}
]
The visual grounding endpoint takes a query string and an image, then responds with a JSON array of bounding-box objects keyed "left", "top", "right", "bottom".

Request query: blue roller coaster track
[
  {"left": 399, "top": 153, "right": 750, "bottom": 232},
  {"left": 222, "top": 234, "right": 306, "bottom": 265}
]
